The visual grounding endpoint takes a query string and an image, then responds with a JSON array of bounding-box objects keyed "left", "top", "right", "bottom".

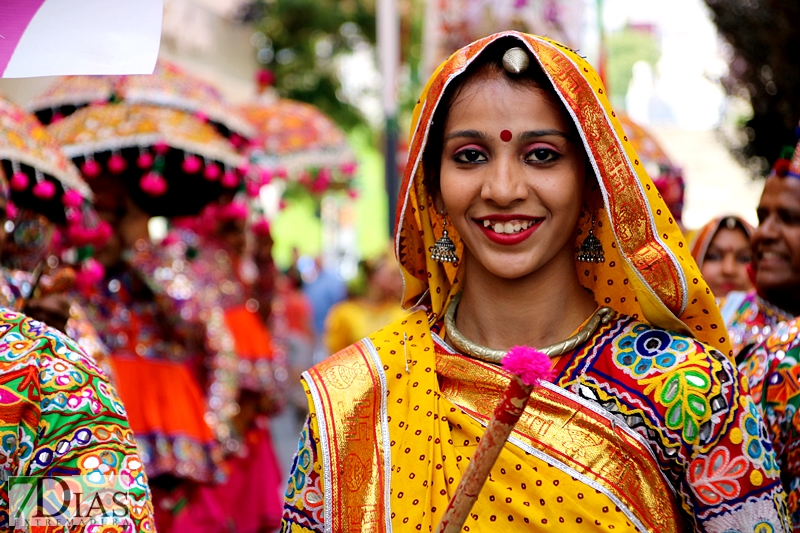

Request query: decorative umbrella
[
  {"left": 28, "top": 61, "right": 254, "bottom": 144},
  {"left": 120, "top": 60, "right": 255, "bottom": 144},
  {"left": 617, "top": 113, "right": 685, "bottom": 224},
  {"left": 240, "top": 97, "right": 357, "bottom": 195},
  {"left": 26, "top": 75, "right": 118, "bottom": 125},
  {"left": 48, "top": 103, "right": 247, "bottom": 217},
  {"left": 0, "top": 95, "right": 92, "bottom": 224}
]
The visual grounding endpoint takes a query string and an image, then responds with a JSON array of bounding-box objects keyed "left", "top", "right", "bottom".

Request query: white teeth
[{"left": 483, "top": 219, "right": 536, "bottom": 234}]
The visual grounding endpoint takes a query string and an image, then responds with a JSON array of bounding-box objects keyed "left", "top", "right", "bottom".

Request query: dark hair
[{"left": 421, "top": 37, "right": 574, "bottom": 197}]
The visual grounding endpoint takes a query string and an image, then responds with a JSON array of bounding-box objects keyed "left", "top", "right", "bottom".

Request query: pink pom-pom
[
  {"left": 221, "top": 170, "right": 239, "bottom": 188},
  {"left": 340, "top": 162, "right": 357, "bottom": 176},
  {"left": 502, "top": 346, "right": 553, "bottom": 387},
  {"left": 259, "top": 169, "right": 272, "bottom": 185},
  {"left": 108, "top": 153, "right": 127, "bottom": 174},
  {"left": 230, "top": 133, "right": 245, "bottom": 149},
  {"left": 252, "top": 219, "right": 271, "bottom": 236},
  {"left": 246, "top": 180, "right": 261, "bottom": 198},
  {"left": 153, "top": 141, "right": 170, "bottom": 155},
  {"left": 219, "top": 201, "right": 248, "bottom": 221},
  {"left": 33, "top": 180, "right": 56, "bottom": 199},
  {"left": 10, "top": 172, "right": 29, "bottom": 191},
  {"left": 182, "top": 154, "right": 202, "bottom": 174},
  {"left": 65, "top": 209, "right": 82, "bottom": 224},
  {"left": 62, "top": 189, "right": 83, "bottom": 207},
  {"left": 81, "top": 159, "right": 101, "bottom": 178},
  {"left": 140, "top": 172, "right": 168, "bottom": 196},
  {"left": 92, "top": 220, "right": 113, "bottom": 246},
  {"left": 6, "top": 202, "right": 18, "bottom": 219},
  {"left": 204, "top": 163, "right": 221, "bottom": 181},
  {"left": 76, "top": 258, "right": 105, "bottom": 291},
  {"left": 137, "top": 151, "right": 154, "bottom": 169}
]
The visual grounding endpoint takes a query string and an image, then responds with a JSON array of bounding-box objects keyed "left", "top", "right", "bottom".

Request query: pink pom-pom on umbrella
[
  {"left": 33, "top": 180, "right": 56, "bottom": 200},
  {"left": 204, "top": 163, "right": 221, "bottom": 181},
  {"left": 153, "top": 141, "right": 170, "bottom": 155},
  {"left": 246, "top": 180, "right": 262, "bottom": 198},
  {"left": 10, "top": 172, "right": 29, "bottom": 191},
  {"left": 221, "top": 170, "right": 239, "bottom": 188},
  {"left": 182, "top": 155, "right": 203, "bottom": 174},
  {"left": 92, "top": 220, "right": 113, "bottom": 246},
  {"left": 219, "top": 201, "right": 248, "bottom": 221},
  {"left": 501, "top": 346, "right": 554, "bottom": 387},
  {"left": 6, "top": 202, "right": 19, "bottom": 219},
  {"left": 81, "top": 159, "right": 101, "bottom": 178},
  {"left": 108, "top": 153, "right": 128, "bottom": 174},
  {"left": 62, "top": 189, "right": 83, "bottom": 208},
  {"left": 259, "top": 169, "right": 272, "bottom": 185},
  {"left": 137, "top": 151, "right": 154, "bottom": 169},
  {"left": 252, "top": 219, "right": 271, "bottom": 236},
  {"left": 140, "top": 172, "right": 168, "bottom": 196},
  {"left": 75, "top": 258, "right": 105, "bottom": 292},
  {"left": 340, "top": 162, "right": 357, "bottom": 176}
]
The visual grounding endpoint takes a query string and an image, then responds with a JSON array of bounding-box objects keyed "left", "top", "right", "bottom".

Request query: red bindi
[{"left": 500, "top": 129, "right": 512, "bottom": 142}]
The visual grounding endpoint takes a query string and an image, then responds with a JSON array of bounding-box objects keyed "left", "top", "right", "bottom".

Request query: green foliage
[
  {"left": 246, "top": 0, "right": 376, "bottom": 130},
  {"left": 606, "top": 27, "right": 661, "bottom": 110},
  {"left": 705, "top": 0, "right": 800, "bottom": 175}
]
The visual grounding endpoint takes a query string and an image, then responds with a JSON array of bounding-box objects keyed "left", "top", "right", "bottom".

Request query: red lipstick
[{"left": 473, "top": 215, "right": 542, "bottom": 246}]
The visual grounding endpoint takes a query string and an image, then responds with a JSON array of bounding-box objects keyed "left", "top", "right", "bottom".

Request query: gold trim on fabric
[
  {"left": 437, "top": 350, "right": 681, "bottom": 533},
  {"left": 304, "top": 340, "right": 391, "bottom": 532}
]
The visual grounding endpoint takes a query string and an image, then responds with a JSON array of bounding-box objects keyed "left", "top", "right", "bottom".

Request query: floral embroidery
[
  {"left": 688, "top": 447, "right": 748, "bottom": 504},
  {"left": 0, "top": 309, "right": 156, "bottom": 532},
  {"left": 613, "top": 324, "right": 693, "bottom": 379}
]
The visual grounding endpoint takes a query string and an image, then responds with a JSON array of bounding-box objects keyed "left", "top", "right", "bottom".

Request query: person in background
[
  {"left": 737, "top": 136, "right": 800, "bottom": 527},
  {"left": 0, "top": 172, "right": 155, "bottom": 532},
  {"left": 301, "top": 255, "right": 346, "bottom": 351},
  {"left": 690, "top": 215, "right": 754, "bottom": 298},
  {"left": 323, "top": 253, "right": 407, "bottom": 354},
  {"left": 720, "top": 144, "right": 800, "bottom": 361}
]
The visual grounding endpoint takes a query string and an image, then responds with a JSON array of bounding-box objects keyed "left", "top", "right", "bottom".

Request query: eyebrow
[
  {"left": 518, "top": 129, "right": 571, "bottom": 140},
  {"left": 443, "top": 129, "right": 488, "bottom": 141}
]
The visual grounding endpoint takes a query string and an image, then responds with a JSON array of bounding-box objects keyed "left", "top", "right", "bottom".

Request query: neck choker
[{"left": 443, "top": 292, "right": 615, "bottom": 364}]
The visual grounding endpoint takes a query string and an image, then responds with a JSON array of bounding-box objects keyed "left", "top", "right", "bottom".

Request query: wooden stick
[{"left": 435, "top": 374, "right": 534, "bottom": 533}]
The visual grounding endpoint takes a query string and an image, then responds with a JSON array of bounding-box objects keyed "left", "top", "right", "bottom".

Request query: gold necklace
[{"left": 443, "top": 292, "right": 615, "bottom": 363}]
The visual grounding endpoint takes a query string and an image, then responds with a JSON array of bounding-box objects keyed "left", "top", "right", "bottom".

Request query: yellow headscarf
[{"left": 394, "top": 31, "right": 732, "bottom": 356}]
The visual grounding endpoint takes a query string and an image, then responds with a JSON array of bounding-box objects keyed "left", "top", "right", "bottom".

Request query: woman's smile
[{"left": 437, "top": 75, "right": 585, "bottom": 280}]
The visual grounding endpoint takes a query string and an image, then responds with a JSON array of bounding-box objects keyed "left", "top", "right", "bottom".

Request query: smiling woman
[{"left": 280, "top": 33, "right": 789, "bottom": 533}]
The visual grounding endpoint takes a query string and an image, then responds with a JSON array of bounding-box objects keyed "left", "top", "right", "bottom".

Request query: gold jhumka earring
[
  {"left": 577, "top": 215, "right": 605, "bottom": 263},
  {"left": 430, "top": 217, "right": 459, "bottom": 263}
]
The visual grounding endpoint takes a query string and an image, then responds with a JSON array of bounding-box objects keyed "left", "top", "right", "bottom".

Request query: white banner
[{"left": 1, "top": 0, "right": 163, "bottom": 78}]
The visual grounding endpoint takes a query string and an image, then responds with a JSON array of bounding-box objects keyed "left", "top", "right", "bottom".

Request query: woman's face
[
  {"left": 701, "top": 226, "right": 753, "bottom": 297},
  {"left": 437, "top": 74, "right": 586, "bottom": 280}
]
